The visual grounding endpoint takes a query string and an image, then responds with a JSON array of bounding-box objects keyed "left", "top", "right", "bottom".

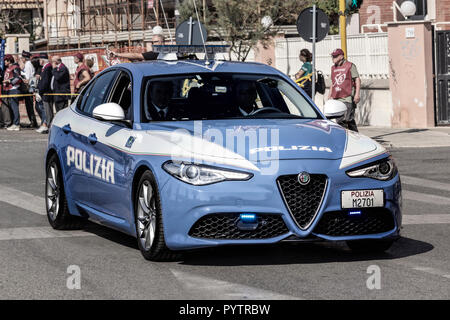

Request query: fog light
[{"left": 239, "top": 213, "right": 257, "bottom": 223}]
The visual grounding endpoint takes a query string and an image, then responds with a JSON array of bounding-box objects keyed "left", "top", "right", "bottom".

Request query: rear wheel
[
  {"left": 135, "top": 170, "right": 182, "bottom": 261},
  {"left": 346, "top": 239, "right": 395, "bottom": 253},
  {"left": 46, "top": 153, "right": 86, "bottom": 230}
]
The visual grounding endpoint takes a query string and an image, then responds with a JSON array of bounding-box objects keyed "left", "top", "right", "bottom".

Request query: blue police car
[{"left": 45, "top": 57, "right": 402, "bottom": 261}]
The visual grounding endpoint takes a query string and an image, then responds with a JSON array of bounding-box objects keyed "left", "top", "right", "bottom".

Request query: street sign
[
  {"left": 175, "top": 17, "right": 207, "bottom": 46},
  {"left": 296, "top": 6, "right": 330, "bottom": 100},
  {"left": 296, "top": 7, "right": 330, "bottom": 43}
]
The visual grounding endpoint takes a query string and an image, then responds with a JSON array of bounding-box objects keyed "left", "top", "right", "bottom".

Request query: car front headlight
[
  {"left": 162, "top": 161, "right": 253, "bottom": 185},
  {"left": 346, "top": 157, "right": 397, "bottom": 181}
]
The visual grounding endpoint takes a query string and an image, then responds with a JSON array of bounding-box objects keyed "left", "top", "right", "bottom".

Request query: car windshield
[{"left": 142, "top": 73, "right": 321, "bottom": 122}]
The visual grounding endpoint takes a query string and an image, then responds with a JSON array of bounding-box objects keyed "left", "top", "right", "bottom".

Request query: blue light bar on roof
[{"left": 153, "top": 44, "right": 230, "bottom": 54}]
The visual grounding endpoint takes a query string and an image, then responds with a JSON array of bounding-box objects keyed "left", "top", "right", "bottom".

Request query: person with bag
[
  {"left": 295, "top": 49, "right": 313, "bottom": 98},
  {"left": 3, "top": 54, "right": 23, "bottom": 131},
  {"left": 327, "top": 48, "right": 361, "bottom": 132}
]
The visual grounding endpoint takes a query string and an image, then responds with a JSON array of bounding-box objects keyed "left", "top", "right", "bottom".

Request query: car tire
[
  {"left": 134, "top": 170, "right": 182, "bottom": 261},
  {"left": 46, "top": 153, "right": 86, "bottom": 230},
  {"left": 346, "top": 239, "right": 395, "bottom": 253}
]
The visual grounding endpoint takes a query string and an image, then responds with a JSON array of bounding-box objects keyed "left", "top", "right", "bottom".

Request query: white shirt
[{"left": 23, "top": 60, "right": 35, "bottom": 80}]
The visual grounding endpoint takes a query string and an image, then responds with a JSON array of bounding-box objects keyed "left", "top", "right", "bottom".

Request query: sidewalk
[{"left": 359, "top": 126, "right": 450, "bottom": 148}]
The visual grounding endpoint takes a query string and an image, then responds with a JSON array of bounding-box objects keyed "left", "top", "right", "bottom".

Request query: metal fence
[{"left": 275, "top": 32, "right": 389, "bottom": 80}]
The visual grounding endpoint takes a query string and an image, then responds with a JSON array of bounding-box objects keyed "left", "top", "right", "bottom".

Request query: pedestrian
[
  {"left": 2, "top": 54, "right": 23, "bottom": 131},
  {"left": 327, "top": 48, "right": 361, "bottom": 132},
  {"left": 110, "top": 34, "right": 164, "bottom": 61},
  {"left": 295, "top": 49, "right": 313, "bottom": 98},
  {"left": 85, "top": 58, "right": 96, "bottom": 78},
  {"left": 73, "top": 53, "right": 92, "bottom": 94},
  {"left": 30, "top": 54, "right": 45, "bottom": 128},
  {"left": 36, "top": 53, "right": 53, "bottom": 134},
  {"left": 51, "top": 55, "right": 70, "bottom": 112},
  {"left": 19, "top": 50, "right": 38, "bottom": 128},
  {"left": 0, "top": 69, "right": 12, "bottom": 129}
]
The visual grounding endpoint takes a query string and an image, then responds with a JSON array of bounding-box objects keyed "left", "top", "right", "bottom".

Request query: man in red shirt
[
  {"left": 73, "top": 53, "right": 92, "bottom": 93},
  {"left": 327, "top": 48, "right": 361, "bottom": 132}
]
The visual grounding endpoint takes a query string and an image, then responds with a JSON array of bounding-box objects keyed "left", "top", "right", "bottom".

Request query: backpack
[{"left": 315, "top": 70, "right": 326, "bottom": 94}]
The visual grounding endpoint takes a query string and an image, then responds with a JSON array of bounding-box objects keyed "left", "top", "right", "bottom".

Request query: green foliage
[{"left": 177, "top": 0, "right": 308, "bottom": 61}]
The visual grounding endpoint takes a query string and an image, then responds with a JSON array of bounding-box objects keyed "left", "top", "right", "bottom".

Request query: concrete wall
[{"left": 388, "top": 21, "right": 435, "bottom": 127}]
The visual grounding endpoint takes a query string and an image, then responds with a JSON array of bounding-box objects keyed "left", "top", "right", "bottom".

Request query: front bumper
[{"left": 159, "top": 158, "right": 402, "bottom": 250}]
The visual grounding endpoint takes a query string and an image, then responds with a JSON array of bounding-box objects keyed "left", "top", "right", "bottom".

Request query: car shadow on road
[
  {"left": 179, "top": 237, "right": 434, "bottom": 266},
  {"left": 83, "top": 221, "right": 138, "bottom": 250},
  {"left": 80, "top": 222, "right": 433, "bottom": 266}
]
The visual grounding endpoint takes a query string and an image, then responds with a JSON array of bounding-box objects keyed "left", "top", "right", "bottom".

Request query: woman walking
[{"left": 295, "top": 49, "right": 313, "bottom": 98}]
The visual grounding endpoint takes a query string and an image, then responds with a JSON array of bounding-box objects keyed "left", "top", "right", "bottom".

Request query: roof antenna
[
  {"left": 159, "top": 0, "right": 173, "bottom": 43},
  {"left": 192, "top": 0, "right": 209, "bottom": 64}
]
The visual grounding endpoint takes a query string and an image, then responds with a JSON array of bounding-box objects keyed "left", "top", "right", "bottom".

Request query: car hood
[{"left": 137, "top": 119, "right": 386, "bottom": 168}]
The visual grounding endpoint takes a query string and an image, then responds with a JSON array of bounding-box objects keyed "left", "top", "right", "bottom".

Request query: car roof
[{"left": 113, "top": 60, "right": 284, "bottom": 78}]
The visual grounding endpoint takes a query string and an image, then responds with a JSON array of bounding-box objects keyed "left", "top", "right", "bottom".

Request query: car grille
[
  {"left": 313, "top": 209, "right": 396, "bottom": 237},
  {"left": 188, "top": 213, "right": 289, "bottom": 240},
  {"left": 277, "top": 174, "right": 327, "bottom": 230}
]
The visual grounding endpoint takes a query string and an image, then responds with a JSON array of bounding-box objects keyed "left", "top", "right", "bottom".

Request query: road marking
[
  {"left": 0, "top": 226, "right": 94, "bottom": 241},
  {"left": 402, "top": 214, "right": 450, "bottom": 225},
  {"left": 412, "top": 267, "right": 450, "bottom": 279},
  {"left": 403, "top": 190, "right": 450, "bottom": 207},
  {"left": 0, "top": 185, "right": 46, "bottom": 215},
  {"left": 392, "top": 260, "right": 450, "bottom": 280},
  {"left": 171, "top": 269, "right": 299, "bottom": 300},
  {"left": 402, "top": 175, "right": 450, "bottom": 192},
  {"left": 0, "top": 139, "right": 48, "bottom": 143}
]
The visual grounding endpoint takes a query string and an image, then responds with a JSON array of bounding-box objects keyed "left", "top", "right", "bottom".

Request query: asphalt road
[{"left": 1, "top": 129, "right": 449, "bottom": 300}]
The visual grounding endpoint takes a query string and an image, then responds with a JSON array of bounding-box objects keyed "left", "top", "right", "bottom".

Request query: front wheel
[
  {"left": 346, "top": 239, "right": 395, "bottom": 253},
  {"left": 135, "top": 170, "right": 182, "bottom": 261}
]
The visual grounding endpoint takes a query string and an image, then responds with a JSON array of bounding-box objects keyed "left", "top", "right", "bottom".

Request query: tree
[
  {"left": 178, "top": 0, "right": 308, "bottom": 61},
  {"left": 0, "top": 0, "right": 42, "bottom": 39}
]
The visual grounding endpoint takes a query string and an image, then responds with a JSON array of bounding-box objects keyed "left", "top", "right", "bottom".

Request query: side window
[
  {"left": 76, "top": 81, "right": 94, "bottom": 112},
  {"left": 80, "top": 71, "right": 117, "bottom": 115},
  {"left": 109, "top": 71, "right": 132, "bottom": 120}
]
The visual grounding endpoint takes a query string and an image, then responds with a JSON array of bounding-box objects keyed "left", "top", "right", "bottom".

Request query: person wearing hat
[
  {"left": 36, "top": 53, "right": 53, "bottom": 133},
  {"left": 73, "top": 53, "right": 91, "bottom": 93},
  {"left": 2, "top": 54, "right": 23, "bottom": 131},
  {"left": 20, "top": 50, "right": 38, "bottom": 128},
  {"left": 328, "top": 48, "right": 361, "bottom": 132}
]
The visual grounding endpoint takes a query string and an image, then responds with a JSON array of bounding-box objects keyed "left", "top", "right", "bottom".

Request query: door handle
[
  {"left": 88, "top": 133, "right": 97, "bottom": 144},
  {"left": 62, "top": 124, "right": 71, "bottom": 134}
]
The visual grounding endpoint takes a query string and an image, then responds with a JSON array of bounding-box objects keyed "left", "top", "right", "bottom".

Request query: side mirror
[
  {"left": 323, "top": 99, "right": 347, "bottom": 119},
  {"left": 92, "top": 103, "right": 125, "bottom": 121}
]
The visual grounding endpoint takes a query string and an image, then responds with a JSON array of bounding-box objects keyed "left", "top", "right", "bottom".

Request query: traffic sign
[
  {"left": 296, "top": 7, "right": 330, "bottom": 43},
  {"left": 175, "top": 17, "right": 207, "bottom": 46}
]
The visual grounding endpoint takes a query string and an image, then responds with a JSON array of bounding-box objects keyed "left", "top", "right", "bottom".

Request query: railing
[{"left": 275, "top": 32, "right": 389, "bottom": 80}]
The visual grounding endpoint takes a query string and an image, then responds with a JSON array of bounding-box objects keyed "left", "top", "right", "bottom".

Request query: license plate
[{"left": 341, "top": 190, "right": 384, "bottom": 209}]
